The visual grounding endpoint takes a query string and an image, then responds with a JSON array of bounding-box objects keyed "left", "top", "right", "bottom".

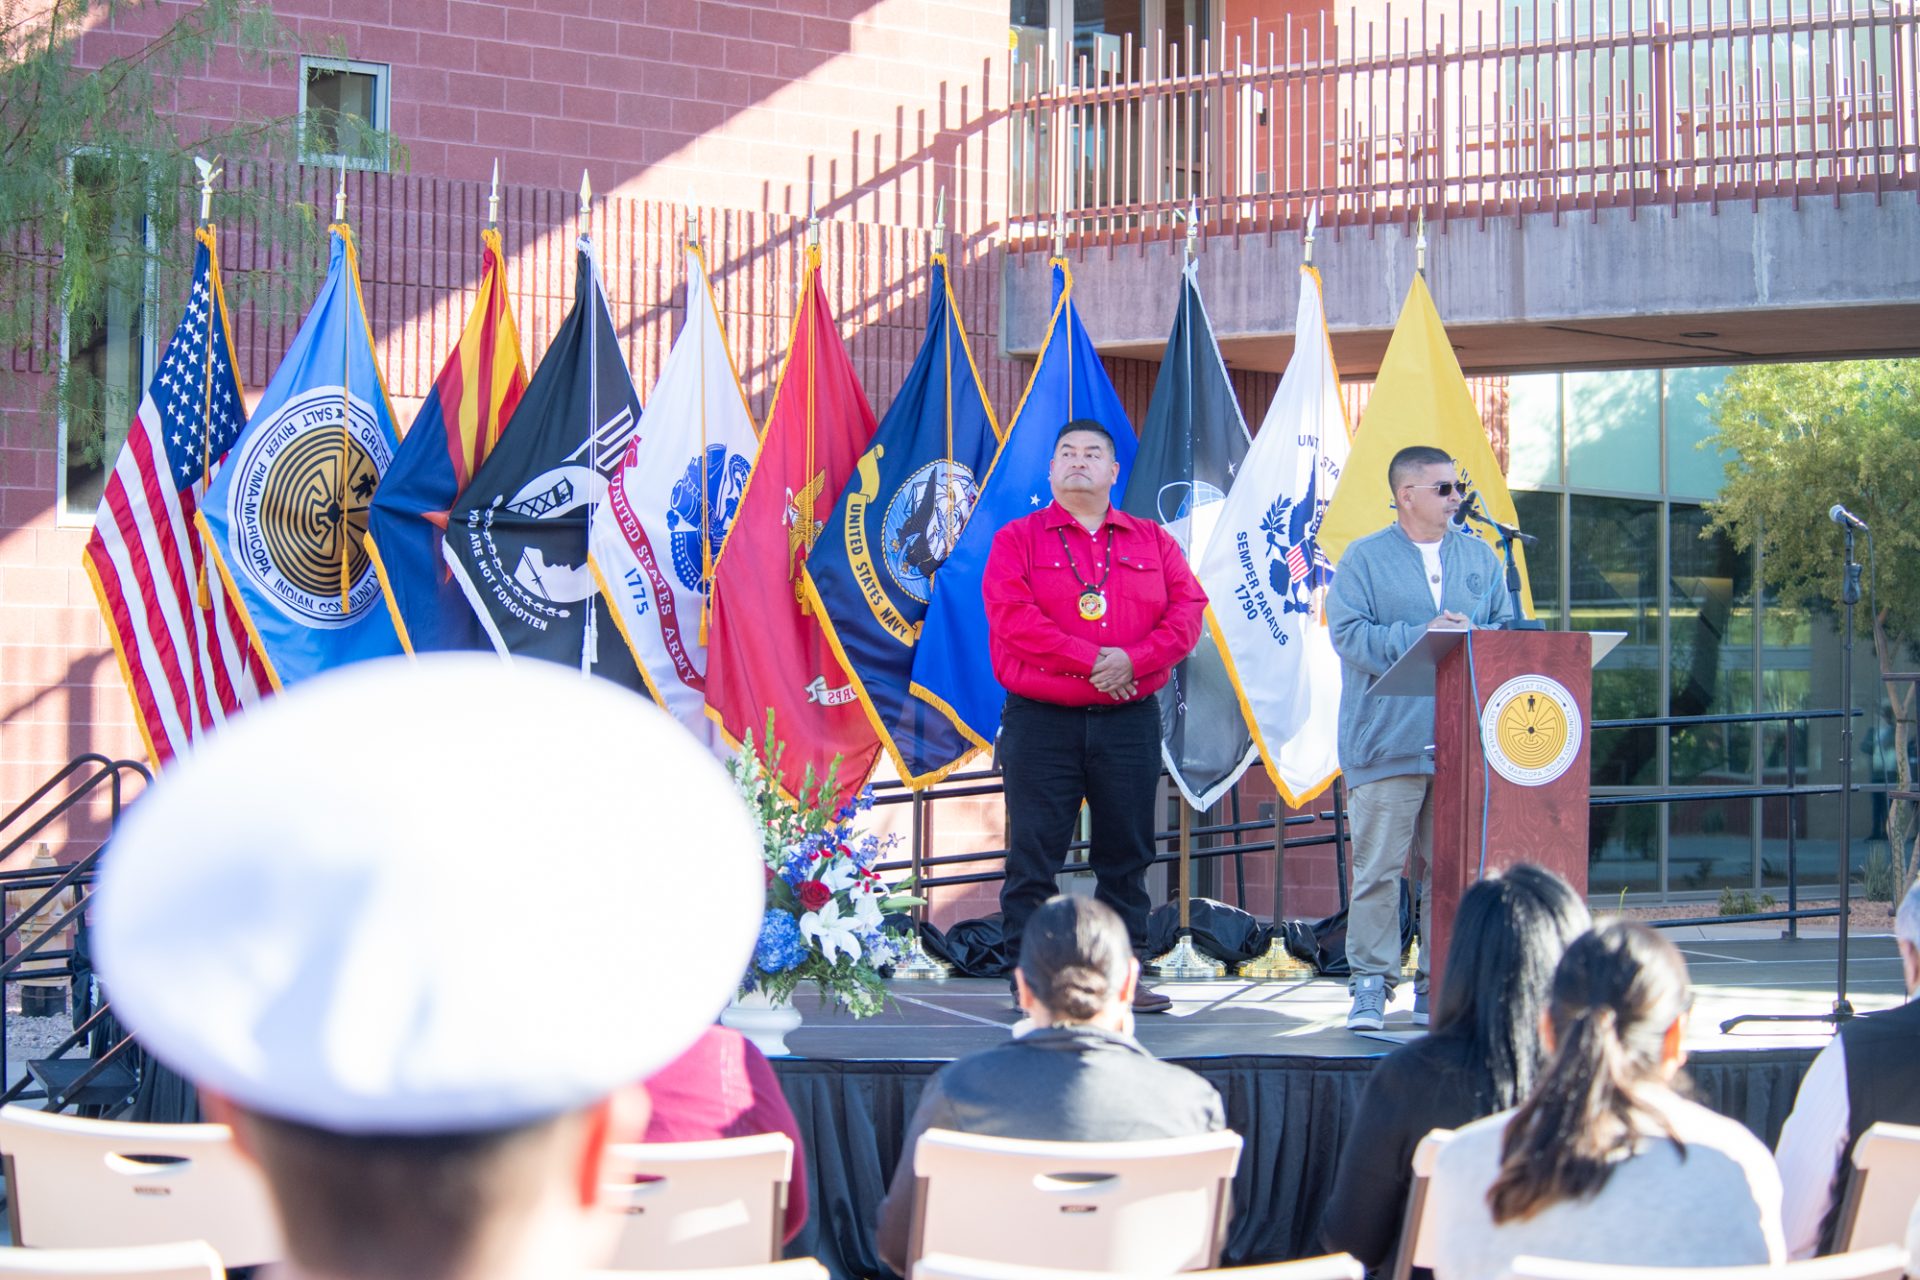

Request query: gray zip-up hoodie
[{"left": 1326, "top": 523, "right": 1512, "bottom": 787}]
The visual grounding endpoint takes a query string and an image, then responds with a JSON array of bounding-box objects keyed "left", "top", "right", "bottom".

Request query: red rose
[{"left": 797, "top": 880, "right": 833, "bottom": 911}]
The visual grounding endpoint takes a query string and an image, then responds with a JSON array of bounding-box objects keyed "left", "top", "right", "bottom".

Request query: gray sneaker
[
  {"left": 1348, "top": 976, "right": 1387, "bottom": 1032},
  {"left": 1412, "top": 989, "right": 1430, "bottom": 1028}
]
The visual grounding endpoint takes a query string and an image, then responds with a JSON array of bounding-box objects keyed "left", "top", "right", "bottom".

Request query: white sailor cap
[{"left": 95, "top": 654, "right": 764, "bottom": 1135}]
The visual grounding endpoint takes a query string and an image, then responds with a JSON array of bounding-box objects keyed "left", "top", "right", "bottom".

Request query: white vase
[{"left": 721, "top": 988, "right": 804, "bottom": 1057}]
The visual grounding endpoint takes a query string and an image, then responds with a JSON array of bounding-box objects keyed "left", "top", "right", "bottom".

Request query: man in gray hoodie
[{"left": 1327, "top": 445, "right": 1511, "bottom": 1031}]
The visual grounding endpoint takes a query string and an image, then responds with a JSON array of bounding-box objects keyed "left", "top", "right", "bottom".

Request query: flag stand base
[
  {"left": 891, "top": 928, "right": 952, "bottom": 980},
  {"left": 1240, "top": 937, "right": 1311, "bottom": 980},
  {"left": 1152, "top": 930, "right": 1226, "bottom": 980}
]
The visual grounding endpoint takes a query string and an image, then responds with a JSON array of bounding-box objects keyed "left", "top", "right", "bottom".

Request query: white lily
[
  {"left": 850, "top": 882, "right": 887, "bottom": 930},
  {"left": 820, "top": 855, "right": 862, "bottom": 894},
  {"left": 799, "top": 899, "right": 864, "bottom": 965}
]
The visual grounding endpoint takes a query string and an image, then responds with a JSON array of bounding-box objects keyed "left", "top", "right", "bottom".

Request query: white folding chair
[
  {"left": 1835, "top": 1123, "right": 1920, "bottom": 1253},
  {"left": 0, "top": 1106, "right": 280, "bottom": 1268},
  {"left": 584, "top": 1261, "right": 827, "bottom": 1280},
  {"left": 1386, "top": 1127, "right": 1456, "bottom": 1280},
  {"left": 0, "top": 1242, "right": 223, "bottom": 1279},
  {"left": 599, "top": 1132, "right": 794, "bottom": 1270},
  {"left": 1502, "top": 1243, "right": 1910, "bottom": 1280},
  {"left": 905, "top": 1128, "right": 1244, "bottom": 1275},
  {"left": 912, "top": 1249, "right": 1365, "bottom": 1280}
]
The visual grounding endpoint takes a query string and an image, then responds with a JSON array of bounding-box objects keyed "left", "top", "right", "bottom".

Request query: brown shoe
[{"left": 1132, "top": 985, "right": 1173, "bottom": 1014}]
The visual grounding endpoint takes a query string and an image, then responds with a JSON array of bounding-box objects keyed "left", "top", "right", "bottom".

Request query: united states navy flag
[
  {"left": 442, "top": 237, "right": 645, "bottom": 690},
  {"left": 909, "top": 259, "right": 1134, "bottom": 748},
  {"left": 803, "top": 255, "right": 1001, "bottom": 787},
  {"left": 1119, "top": 259, "right": 1255, "bottom": 810}
]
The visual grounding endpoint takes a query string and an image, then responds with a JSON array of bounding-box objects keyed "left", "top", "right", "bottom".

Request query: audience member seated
[
  {"left": 1320, "top": 863, "right": 1589, "bottom": 1270},
  {"left": 642, "top": 1024, "right": 811, "bottom": 1243},
  {"left": 1428, "top": 922, "right": 1784, "bottom": 1280},
  {"left": 1776, "top": 879, "right": 1920, "bottom": 1258},
  {"left": 91, "top": 655, "right": 767, "bottom": 1280},
  {"left": 873, "top": 895, "right": 1226, "bottom": 1276}
]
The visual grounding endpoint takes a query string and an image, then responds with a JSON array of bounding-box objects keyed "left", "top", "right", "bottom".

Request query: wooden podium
[{"left": 1376, "top": 629, "right": 1604, "bottom": 993}]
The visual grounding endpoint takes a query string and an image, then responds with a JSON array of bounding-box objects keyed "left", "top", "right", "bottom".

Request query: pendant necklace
[{"left": 1057, "top": 525, "right": 1115, "bottom": 621}]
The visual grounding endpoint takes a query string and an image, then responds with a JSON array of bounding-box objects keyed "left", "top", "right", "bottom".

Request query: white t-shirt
[{"left": 1416, "top": 539, "right": 1444, "bottom": 610}]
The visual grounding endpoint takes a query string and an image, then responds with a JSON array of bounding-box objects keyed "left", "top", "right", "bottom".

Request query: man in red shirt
[{"left": 983, "top": 420, "right": 1210, "bottom": 1014}]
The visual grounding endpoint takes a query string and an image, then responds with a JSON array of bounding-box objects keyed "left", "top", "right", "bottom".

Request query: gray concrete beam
[{"left": 1001, "top": 192, "right": 1920, "bottom": 377}]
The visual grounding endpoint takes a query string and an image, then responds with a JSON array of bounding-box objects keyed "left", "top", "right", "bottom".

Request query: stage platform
[{"left": 769, "top": 934, "right": 1905, "bottom": 1280}]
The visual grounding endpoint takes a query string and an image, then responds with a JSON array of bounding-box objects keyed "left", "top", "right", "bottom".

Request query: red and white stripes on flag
[{"left": 82, "top": 225, "right": 269, "bottom": 768}]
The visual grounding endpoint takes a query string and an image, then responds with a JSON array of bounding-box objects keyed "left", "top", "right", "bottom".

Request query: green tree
[
  {"left": 1705, "top": 359, "right": 1920, "bottom": 896},
  {"left": 1, "top": 0, "right": 391, "bottom": 459}
]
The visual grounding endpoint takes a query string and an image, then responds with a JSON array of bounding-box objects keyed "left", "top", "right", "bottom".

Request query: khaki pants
[{"left": 1345, "top": 774, "right": 1433, "bottom": 993}]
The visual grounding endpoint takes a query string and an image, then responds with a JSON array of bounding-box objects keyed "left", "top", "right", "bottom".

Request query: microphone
[
  {"left": 1830, "top": 504, "right": 1869, "bottom": 532},
  {"left": 1449, "top": 490, "right": 1476, "bottom": 530}
]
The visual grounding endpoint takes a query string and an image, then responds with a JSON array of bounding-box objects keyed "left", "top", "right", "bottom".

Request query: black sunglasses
[{"left": 1407, "top": 481, "right": 1466, "bottom": 497}]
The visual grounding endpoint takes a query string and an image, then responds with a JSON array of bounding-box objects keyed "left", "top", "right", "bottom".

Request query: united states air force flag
[
  {"left": 803, "top": 254, "right": 1001, "bottom": 787},
  {"left": 1196, "top": 264, "right": 1350, "bottom": 806},
  {"left": 910, "top": 259, "right": 1135, "bottom": 749},
  {"left": 1120, "top": 259, "right": 1255, "bottom": 810},
  {"left": 200, "top": 223, "right": 402, "bottom": 686}
]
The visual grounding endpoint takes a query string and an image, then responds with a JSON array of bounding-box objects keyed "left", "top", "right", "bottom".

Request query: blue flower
[
  {"left": 754, "top": 909, "right": 809, "bottom": 973},
  {"left": 777, "top": 846, "right": 814, "bottom": 888}
]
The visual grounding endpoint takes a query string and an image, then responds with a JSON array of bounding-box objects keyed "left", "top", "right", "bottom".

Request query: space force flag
[
  {"left": 802, "top": 254, "right": 1001, "bottom": 788},
  {"left": 588, "top": 245, "right": 758, "bottom": 739},
  {"left": 1316, "top": 271, "right": 1535, "bottom": 616},
  {"left": 706, "top": 244, "right": 883, "bottom": 806},
  {"left": 1119, "top": 260, "right": 1255, "bottom": 811},
  {"left": 910, "top": 259, "right": 1135, "bottom": 749},
  {"left": 366, "top": 228, "right": 528, "bottom": 653},
  {"left": 442, "top": 237, "right": 646, "bottom": 691},
  {"left": 83, "top": 224, "right": 270, "bottom": 767},
  {"left": 1196, "top": 265, "right": 1350, "bottom": 806},
  {"left": 200, "top": 224, "right": 402, "bottom": 687}
]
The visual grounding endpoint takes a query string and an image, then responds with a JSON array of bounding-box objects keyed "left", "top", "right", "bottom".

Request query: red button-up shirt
[{"left": 983, "top": 501, "right": 1208, "bottom": 707}]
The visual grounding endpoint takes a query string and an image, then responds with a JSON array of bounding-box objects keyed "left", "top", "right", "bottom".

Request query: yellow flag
[{"left": 1318, "top": 272, "right": 1536, "bottom": 618}]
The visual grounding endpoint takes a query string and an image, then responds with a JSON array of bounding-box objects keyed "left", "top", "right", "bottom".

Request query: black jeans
[{"left": 996, "top": 692, "right": 1162, "bottom": 965}]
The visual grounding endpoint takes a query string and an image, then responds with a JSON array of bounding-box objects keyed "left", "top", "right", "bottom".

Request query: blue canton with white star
[{"left": 155, "top": 243, "right": 245, "bottom": 487}]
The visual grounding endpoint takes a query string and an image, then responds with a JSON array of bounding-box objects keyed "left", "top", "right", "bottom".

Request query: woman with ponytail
[{"left": 1429, "top": 923, "right": 1783, "bottom": 1280}]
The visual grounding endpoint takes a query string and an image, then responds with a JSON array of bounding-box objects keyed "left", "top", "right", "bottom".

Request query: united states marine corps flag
[
  {"left": 802, "top": 254, "right": 1000, "bottom": 787},
  {"left": 442, "top": 237, "right": 646, "bottom": 690},
  {"left": 200, "top": 223, "right": 403, "bottom": 686},
  {"left": 1119, "top": 258, "right": 1255, "bottom": 810},
  {"left": 588, "top": 244, "right": 758, "bottom": 742},
  {"left": 706, "top": 240, "right": 883, "bottom": 806},
  {"left": 366, "top": 227, "right": 528, "bottom": 652}
]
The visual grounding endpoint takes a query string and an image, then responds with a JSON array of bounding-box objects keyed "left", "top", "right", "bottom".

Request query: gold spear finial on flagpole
[
  {"left": 1304, "top": 207, "right": 1318, "bottom": 265},
  {"left": 806, "top": 179, "right": 819, "bottom": 250},
  {"left": 578, "top": 169, "right": 593, "bottom": 221},
  {"left": 1184, "top": 194, "right": 1200, "bottom": 262},
  {"left": 933, "top": 186, "right": 947, "bottom": 258},
  {"left": 1416, "top": 211, "right": 1427, "bottom": 276},
  {"left": 685, "top": 184, "right": 698, "bottom": 250},
  {"left": 486, "top": 158, "right": 500, "bottom": 229},
  {"left": 333, "top": 158, "right": 348, "bottom": 223}
]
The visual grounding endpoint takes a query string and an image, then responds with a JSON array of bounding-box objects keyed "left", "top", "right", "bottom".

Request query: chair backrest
[
  {"left": 0, "top": 1241, "right": 223, "bottom": 1279},
  {"left": 907, "top": 1128, "right": 1244, "bottom": 1274},
  {"left": 912, "top": 1250, "right": 1365, "bottom": 1280},
  {"left": 1501, "top": 1243, "right": 1910, "bottom": 1280},
  {"left": 583, "top": 1262, "right": 827, "bottom": 1280},
  {"left": 1835, "top": 1122, "right": 1920, "bottom": 1252},
  {"left": 1387, "top": 1127, "right": 1457, "bottom": 1280},
  {"left": 0, "top": 1106, "right": 281, "bottom": 1267},
  {"left": 600, "top": 1132, "right": 794, "bottom": 1270}
]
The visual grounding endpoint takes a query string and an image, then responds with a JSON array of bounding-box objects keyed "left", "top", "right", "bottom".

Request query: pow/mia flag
[
  {"left": 1120, "top": 259, "right": 1255, "bottom": 811},
  {"left": 443, "top": 237, "right": 645, "bottom": 691},
  {"left": 1195, "top": 264, "right": 1350, "bottom": 806},
  {"left": 802, "top": 254, "right": 1000, "bottom": 788},
  {"left": 201, "top": 223, "right": 402, "bottom": 687}
]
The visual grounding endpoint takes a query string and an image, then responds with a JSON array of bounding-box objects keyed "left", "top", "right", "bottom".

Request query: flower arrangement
[{"left": 729, "top": 717, "right": 921, "bottom": 1017}]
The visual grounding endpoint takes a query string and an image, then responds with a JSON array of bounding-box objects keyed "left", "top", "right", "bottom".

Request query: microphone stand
[{"left": 1460, "top": 500, "right": 1542, "bottom": 631}]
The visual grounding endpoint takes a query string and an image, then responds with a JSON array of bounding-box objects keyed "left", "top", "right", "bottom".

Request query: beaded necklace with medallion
[{"left": 1056, "top": 524, "right": 1114, "bottom": 621}]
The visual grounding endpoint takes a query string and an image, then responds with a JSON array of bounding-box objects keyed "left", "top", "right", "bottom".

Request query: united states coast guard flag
[
  {"left": 1120, "top": 259, "right": 1254, "bottom": 810},
  {"left": 803, "top": 253, "right": 1001, "bottom": 787},
  {"left": 589, "top": 244, "right": 758, "bottom": 740},
  {"left": 366, "top": 227, "right": 528, "bottom": 652},
  {"left": 200, "top": 223, "right": 402, "bottom": 687},
  {"left": 84, "top": 224, "right": 269, "bottom": 765},
  {"left": 444, "top": 237, "right": 646, "bottom": 690},
  {"left": 1197, "top": 264, "right": 1350, "bottom": 806},
  {"left": 911, "top": 259, "right": 1135, "bottom": 749}
]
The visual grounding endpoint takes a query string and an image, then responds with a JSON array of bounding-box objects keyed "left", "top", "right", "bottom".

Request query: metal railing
[{"left": 1008, "top": 0, "right": 1920, "bottom": 243}]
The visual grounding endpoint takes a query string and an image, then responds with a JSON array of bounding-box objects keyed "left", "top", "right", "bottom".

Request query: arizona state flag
[
  {"left": 1119, "top": 259, "right": 1254, "bottom": 810},
  {"left": 706, "top": 244, "right": 882, "bottom": 806},
  {"left": 442, "top": 237, "right": 646, "bottom": 690},
  {"left": 200, "top": 224, "right": 402, "bottom": 686},
  {"left": 910, "top": 259, "right": 1135, "bottom": 749},
  {"left": 1317, "top": 272, "right": 1536, "bottom": 615},
  {"left": 802, "top": 254, "right": 1000, "bottom": 788},
  {"left": 366, "top": 228, "right": 528, "bottom": 652}
]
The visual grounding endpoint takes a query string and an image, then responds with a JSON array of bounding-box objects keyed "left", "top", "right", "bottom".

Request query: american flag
[{"left": 82, "top": 226, "right": 270, "bottom": 767}]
